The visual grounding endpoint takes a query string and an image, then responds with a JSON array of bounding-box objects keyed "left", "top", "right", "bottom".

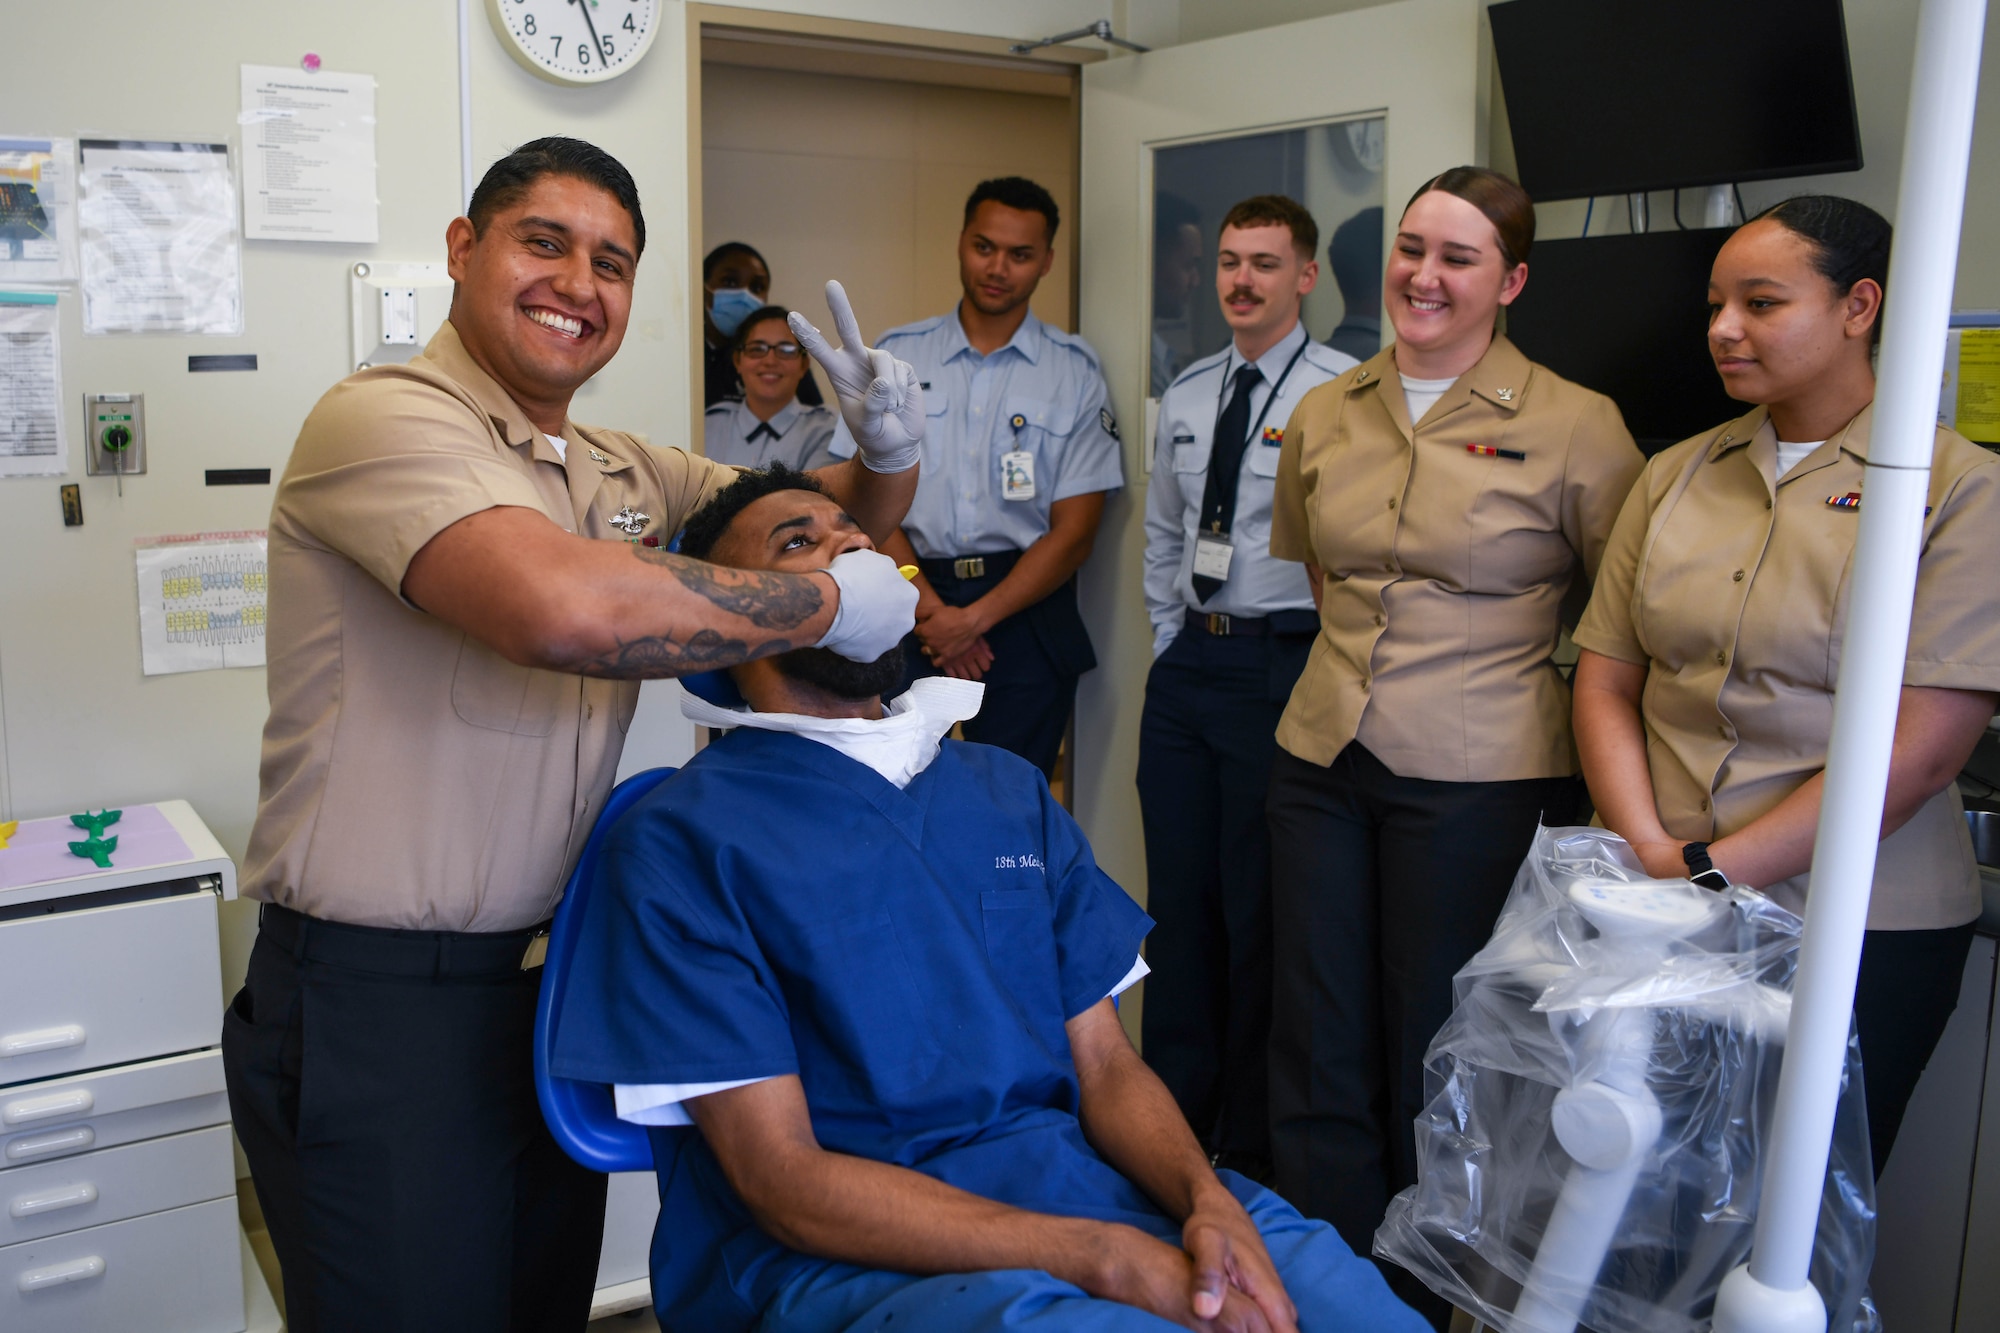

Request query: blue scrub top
[
  {"left": 553, "top": 730, "right": 1155, "bottom": 1333},
  {"left": 830, "top": 307, "right": 1126, "bottom": 560}
]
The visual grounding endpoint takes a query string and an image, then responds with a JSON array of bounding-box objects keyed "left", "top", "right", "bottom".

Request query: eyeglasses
[{"left": 739, "top": 341, "right": 804, "bottom": 362}]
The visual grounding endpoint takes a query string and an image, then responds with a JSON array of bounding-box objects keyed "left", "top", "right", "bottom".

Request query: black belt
[
  {"left": 1183, "top": 607, "right": 1320, "bottom": 638},
  {"left": 258, "top": 902, "right": 548, "bottom": 977},
  {"left": 918, "top": 549, "right": 1024, "bottom": 583}
]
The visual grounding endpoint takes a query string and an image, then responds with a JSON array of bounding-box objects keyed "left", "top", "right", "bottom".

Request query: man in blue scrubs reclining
[{"left": 553, "top": 465, "right": 1423, "bottom": 1333}]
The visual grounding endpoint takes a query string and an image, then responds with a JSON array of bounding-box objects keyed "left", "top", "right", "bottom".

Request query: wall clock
[{"left": 488, "top": 0, "right": 662, "bottom": 86}]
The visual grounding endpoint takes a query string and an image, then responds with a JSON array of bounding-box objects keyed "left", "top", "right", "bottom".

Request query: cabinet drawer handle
[
  {"left": 17, "top": 1254, "right": 106, "bottom": 1293},
  {"left": 9, "top": 1182, "right": 97, "bottom": 1218},
  {"left": 4, "top": 1127, "right": 94, "bottom": 1162},
  {"left": 0, "top": 1026, "right": 85, "bottom": 1059},
  {"left": 2, "top": 1089, "right": 94, "bottom": 1126}
]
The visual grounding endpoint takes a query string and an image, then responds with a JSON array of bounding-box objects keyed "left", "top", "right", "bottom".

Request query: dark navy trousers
[{"left": 1136, "top": 622, "right": 1311, "bottom": 1165}]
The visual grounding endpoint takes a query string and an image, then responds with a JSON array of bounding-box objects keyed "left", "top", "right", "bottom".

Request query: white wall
[{"left": 5, "top": 0, "right": 1998, "bottom": 1004}]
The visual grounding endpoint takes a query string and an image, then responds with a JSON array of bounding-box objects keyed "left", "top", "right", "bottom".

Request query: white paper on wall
[
  {"left": 79, "top": 140, "right": 243, "bottom": 335},
  {"left": 134, "top": 531, "right": 269, "bottom": 676},
  {"left": 0, "top": 291, "right": 66, "bottom": 477},
  {"left": 239, "top": 65, "right": 380, "bottom": 243},
  {"left": 0, "top": 137, "right": 80, "bottom": 283}
]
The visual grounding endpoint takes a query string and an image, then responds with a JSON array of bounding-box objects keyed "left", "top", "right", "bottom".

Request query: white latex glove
[
  {"left": 789, "top": 280, "right": 925, "bottom": 474},
  {"left": 816, "top": 548, "right": 919, "bottom": 662}
]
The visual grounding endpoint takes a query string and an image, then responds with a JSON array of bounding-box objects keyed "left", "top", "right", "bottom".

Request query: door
[{"left": 1069, "top": 0, "right": 1491, "bottom": 1032}]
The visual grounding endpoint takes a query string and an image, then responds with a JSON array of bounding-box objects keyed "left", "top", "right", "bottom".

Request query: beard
[{"left": 772, "top": 640, "right": 907, "bottom": 702}]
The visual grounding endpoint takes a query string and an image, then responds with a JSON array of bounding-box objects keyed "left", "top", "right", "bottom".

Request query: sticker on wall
[
  {"left": 134, "top": 530, "right": 269, "bottom": 676},
  {"left": 239, "top": 64, "right": 379, "bottom": 243},
  {"left": 78, "top": 140, "right": 243, "bottom": 335},
  {"left": 0, "top": 136, "right": 80, "bottom": 282}
]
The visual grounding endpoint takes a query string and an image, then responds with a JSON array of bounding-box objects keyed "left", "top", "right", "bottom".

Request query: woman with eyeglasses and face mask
[
  {"left": 703, "top": 241, "right": 826, "bottom": 410},
  {"left": 1573, "top": 196, "right": 2000, "bottom": 1180},
  {"left": 703, "top": 306, "right": 839, "bottom": 471},
  {"left": 1265, "top": 167, "right": 1643, "bottom": 1321}
]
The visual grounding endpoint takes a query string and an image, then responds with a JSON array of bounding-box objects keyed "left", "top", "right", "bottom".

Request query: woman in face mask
[{"left": 703, "top": 241, "right": 826, "bottom": 409}]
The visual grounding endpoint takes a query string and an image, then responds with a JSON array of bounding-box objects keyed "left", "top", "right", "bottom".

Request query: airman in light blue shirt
[
  {"left": 1144, "top": 322, "right": 1356, "bottom": 655},
  {"left": 829, "top": 176, "right": 1123, "bottom": 779},
  {"left": 705, "top": 399, "right": 838, "bottom": 472},
  {"left": 1135, "top": 195, "right": 1355, "bottom": 1180},
  {"left": 832, "top": 310, "right": 1124, "bottom": 558}
]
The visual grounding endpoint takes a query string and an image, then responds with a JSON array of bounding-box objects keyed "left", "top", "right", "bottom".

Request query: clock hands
[{"left": 570, "top": 0, "right": 607, "bottom": 68}]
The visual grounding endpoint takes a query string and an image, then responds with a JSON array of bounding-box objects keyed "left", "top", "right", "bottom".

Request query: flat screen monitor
[
  {"left": 1505, "top": 229, "right": 1742, "bottom": 455},
  {"left": 1490, "top": 0, "right": 1862, "bottom": 201}
]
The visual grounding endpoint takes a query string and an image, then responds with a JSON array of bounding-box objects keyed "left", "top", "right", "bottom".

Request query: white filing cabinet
[{"left": 0, "top": 801, "right": 245, "bottom": 1333}]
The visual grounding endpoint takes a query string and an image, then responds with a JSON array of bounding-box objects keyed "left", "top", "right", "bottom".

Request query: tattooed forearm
[
  {"left": 572, "top": 628, "right": 795, "bottom": 681},
  {"left": 632, "top": 547, "right": 825, "bottom": 630}
]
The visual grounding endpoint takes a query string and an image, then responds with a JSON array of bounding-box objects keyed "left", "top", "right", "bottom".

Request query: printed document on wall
[
  {"left": 135, "top": 531, "right": 269, "bottom": 676},
  {"left": 0, "top": 291, "right": 66, "bottom": 477},
  {"left": 239, "top": 65, "right": 379, "bottom": 242},
  {"left": 0, "top": 137, "right": 80, "bottom": 282},
  {"left": 79, "top": 140, "right": 243, "bottom": 335}
]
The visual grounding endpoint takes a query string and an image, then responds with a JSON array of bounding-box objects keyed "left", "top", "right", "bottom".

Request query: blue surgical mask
[{"left": 709, "top": 287, "right": 763, "bottom": 337}]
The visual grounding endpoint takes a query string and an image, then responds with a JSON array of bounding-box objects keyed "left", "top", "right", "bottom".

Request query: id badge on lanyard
[
  {"left": 1197, "top": 340, "right": 1307, "bottom": 583},
  {"left": 1193, "top": 532, "right": 1234, "bottom": 579}
]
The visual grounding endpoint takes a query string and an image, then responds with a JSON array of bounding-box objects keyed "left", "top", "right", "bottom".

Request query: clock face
[{"left": 488, "top": 0, "right": 661, "bottom": 86}]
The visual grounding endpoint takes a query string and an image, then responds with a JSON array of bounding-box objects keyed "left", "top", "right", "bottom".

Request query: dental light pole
[{"left": 1711, "top": 0, "right": 1988, "bottom": 1329}]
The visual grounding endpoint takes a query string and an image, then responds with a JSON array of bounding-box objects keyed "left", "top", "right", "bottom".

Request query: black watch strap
[{"left": 1683, "top": 841, "right": 1729, "bottom": 890}]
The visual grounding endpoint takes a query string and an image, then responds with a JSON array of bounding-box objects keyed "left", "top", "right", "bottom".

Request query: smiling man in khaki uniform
[{"left": 221, "top": 138, "right": 921, "bottom": 1333}]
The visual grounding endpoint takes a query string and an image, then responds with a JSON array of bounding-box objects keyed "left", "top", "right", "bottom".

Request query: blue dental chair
[{"left": 533, "top": 764, "right": 678, "bottom": 1174}]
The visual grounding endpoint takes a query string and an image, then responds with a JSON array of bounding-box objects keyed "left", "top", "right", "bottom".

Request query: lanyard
[{"left": 1212, "top": 335, "right": 1310, "bottom": 453}]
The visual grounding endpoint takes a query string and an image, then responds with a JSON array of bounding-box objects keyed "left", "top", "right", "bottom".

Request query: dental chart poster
[
  {"left": 240, "top": 64, "right": 379, "bottom": 243},
  {"left": 0, "top": 291, "right": 66, "bottom": 477},
  {"left": 135, "top": 531, "right": 269, "bottom": 676},
  {"left": 78, "top": 140, "right": 243, "bottom": 335},
  {"left": 0, "top": 137, "right": 79, "bottom": 282}
]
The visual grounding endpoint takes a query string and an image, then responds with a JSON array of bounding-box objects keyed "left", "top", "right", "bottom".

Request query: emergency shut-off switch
[{"left": 83, "top": 392, "right": 147, "bottom": 486}]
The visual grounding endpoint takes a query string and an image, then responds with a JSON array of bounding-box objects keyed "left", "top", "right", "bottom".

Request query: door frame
[{"left": 682, "top": 3, "right": 1102, "bottom": 448}]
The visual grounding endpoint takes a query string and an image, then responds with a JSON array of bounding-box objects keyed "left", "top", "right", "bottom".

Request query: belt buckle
[
  {"left": 954, "top": 556, "right": 986, "bottom": 579},
  {"left": 1206, "top": 613, "right": 1230, "bottom": 636}
]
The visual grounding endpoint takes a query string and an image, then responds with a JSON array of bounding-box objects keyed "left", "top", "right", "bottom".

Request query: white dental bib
[{"left": 678, "top": 675, "right": 987, "bottom": 789}]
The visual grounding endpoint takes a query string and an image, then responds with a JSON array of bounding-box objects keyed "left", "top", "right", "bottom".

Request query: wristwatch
[{"left": 1682, "top": 841, "right": 1731, "bottom": 892}]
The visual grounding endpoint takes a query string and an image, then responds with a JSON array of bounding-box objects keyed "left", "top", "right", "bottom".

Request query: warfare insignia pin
[
  {"left": 1100, "top": 407, "right": 1120, "bottom": 441},
  {"left": 588, "top": 448, "right": 610, "bottom": 466},
  {"left": 608, "top": 506, "right": 651, "bottom": 535}
]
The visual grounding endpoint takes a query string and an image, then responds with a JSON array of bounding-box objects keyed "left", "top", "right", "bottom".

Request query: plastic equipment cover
[{"left": 1375, "top": 826, "right": 1878, "bottom": 1333}]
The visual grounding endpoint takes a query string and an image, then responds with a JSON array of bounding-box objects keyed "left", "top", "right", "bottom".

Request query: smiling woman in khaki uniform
[
  {"left": 1265, "top": 168, "right": 1642, "bottom": 1309},
  {"left": 1574, "top": 197, "right": 2000, "bottom": 1180}
]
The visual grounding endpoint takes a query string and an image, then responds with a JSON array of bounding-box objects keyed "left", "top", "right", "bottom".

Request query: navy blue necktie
[
  {"left": 747, "top": 422, "right": 779, "bottom": 445},
  {"left": 1193, "top": 363, "right": 1262, "bottom": 603}
]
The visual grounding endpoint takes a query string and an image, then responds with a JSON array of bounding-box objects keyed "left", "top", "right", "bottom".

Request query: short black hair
[
  {"left": 964, "top": 177, "right": 1060, "bottom": 243},
  {"left": 467, "top": 137, "right": 645, "bottom": 256},
  {"left": 703, "top": 241, "right": 769, "bottom": 284},
  {"left": 1749, "top": 195, "right": 1893, "bottom": 344},
  {"left": 728, "top": 305, "right": 795, "bottom": 355},
  {"left": 678, "top": 463, "right": 828, "bottom": 562}
]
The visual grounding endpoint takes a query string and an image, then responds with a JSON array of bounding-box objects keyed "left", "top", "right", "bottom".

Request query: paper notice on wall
[
  {"left": 79, "top": 140, "right": 243, "bottom": 335},
  {"left": 0, "top": 137, "right": 80, "bottom": 282},
  {"left": 239, "top": 65, "right": 379, "bottom": 243},
  {"left": 0, "top": 291, "right": 66, "bottom": 477},
  {"left": 1954, "top": 328, "right": 2000, "bottom": 445},
  {"left": 134, "top": 531, "right": 269, "bottom": 675}
]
